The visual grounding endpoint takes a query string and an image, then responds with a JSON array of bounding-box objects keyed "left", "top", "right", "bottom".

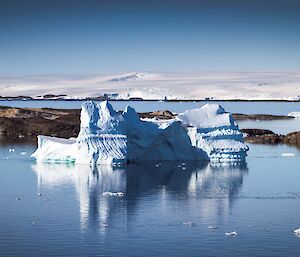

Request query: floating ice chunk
[
  {"left": 31, "top": 136, "right": 77, "bottom": 163},
  {"left": 182, "top": 221, "right": 195, "bottom": 226},
  {"left": 8, "top": 148, "right": 15, "bottom": 152},
  {"left": 208, "top": 225, "right": 218, "bottom": 230},
  {"left": 102, "top": 191, "right": 124, "bottom": 197},
  {"left": 21, "top": 151, "right": 27, "bottom": 155},
  {"left": 32, "top": 101, "right": 247, "bottom": 164},
  {"left": 294, "top": 228, "right": 300, "bottom": 234},
  {"left": 225, "top": 231, "right": 238, "bottom": 236},
  {"left": 178, "top": 104, "right": 248, "bottom": 162},
  {"left": 288, "top": 111, "right": 300, "bottom": 119},
  {"left": 282, "top": 153, "right": 295, "bottom": 157}
]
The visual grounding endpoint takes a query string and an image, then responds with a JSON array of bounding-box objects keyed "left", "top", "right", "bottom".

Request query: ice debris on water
[
  {"left": 294, "top": 228, "right": 300, "bottom": 234},
  {"left": 31, "top": 101, "right": 248, "bottom": 164},
  {"left": 21, "top": 151, "right": 27, "bottom": 155},
  {"left": 281, "top": 153, "right": 295, "bottom": 157},
  {"left": 182, "top": 221, "right": 195, "bottom": 226},
  {"left": 208, "top": 225, "right": 218, "bottom": 230},
  {"left": 9, "top": 148, "right": 15, "bottom": 152},
  {"left": 102, "top": 191, "right": 124, "bottom": 197},
  {"left": 225, "top": 231, "right": 238, "bottom": 236}
]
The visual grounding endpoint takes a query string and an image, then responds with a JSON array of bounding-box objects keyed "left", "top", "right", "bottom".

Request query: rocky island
[{"left": 0, "top": 104, "right": 299, "bottom": 148}]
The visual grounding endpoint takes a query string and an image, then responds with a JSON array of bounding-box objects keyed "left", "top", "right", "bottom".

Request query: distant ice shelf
[{"left": 31, "top": 101, "right": 249, "bottom": 164}]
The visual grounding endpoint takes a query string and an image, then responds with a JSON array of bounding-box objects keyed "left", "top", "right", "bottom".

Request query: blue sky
[{"left": 1, "top": 0, "right": 300, "bottom": 75}]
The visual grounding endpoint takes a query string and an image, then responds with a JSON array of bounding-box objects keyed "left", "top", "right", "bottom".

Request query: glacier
[{"left": 31, "top": 101, "right": 248, "bottom": 164}]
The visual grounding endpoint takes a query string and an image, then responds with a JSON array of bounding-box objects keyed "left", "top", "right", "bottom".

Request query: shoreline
[
  {"left": 1, "top": 98, "right": 300, "bottom": 102},
  {"left": 0, "top": 106, "right": 299, "bottom": 148}
]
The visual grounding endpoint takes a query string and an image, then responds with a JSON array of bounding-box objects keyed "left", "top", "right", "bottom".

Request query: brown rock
[{"left": 284, "top": 131, "right": 300, "bottom": 147}]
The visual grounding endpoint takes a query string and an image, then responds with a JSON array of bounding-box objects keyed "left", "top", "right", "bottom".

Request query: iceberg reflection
[{"left": 32, "top": 161, "right": 248, "bottom": 232}]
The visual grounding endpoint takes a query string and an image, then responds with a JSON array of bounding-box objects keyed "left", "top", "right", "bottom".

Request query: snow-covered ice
[
  {"left": 31, "top": 101, "right": 248, "bottom": 164},
  {"left": 288, "top": 111, "right": 300, "bottom": 119},
  {"left": 1, "top": 71, "right": 300, "bottom": 100}
]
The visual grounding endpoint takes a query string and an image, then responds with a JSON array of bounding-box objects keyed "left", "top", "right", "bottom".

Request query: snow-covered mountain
[{"left": 1, "top": 71, "right": 300, "bottom": 100}]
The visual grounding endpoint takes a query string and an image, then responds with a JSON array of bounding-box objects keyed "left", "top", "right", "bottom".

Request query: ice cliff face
[
  {"left": 177, "top": 104, "right": 249, "bottom": 162},
  {"left": 32, "top": 101, "right": 248, "bottom": 164}
]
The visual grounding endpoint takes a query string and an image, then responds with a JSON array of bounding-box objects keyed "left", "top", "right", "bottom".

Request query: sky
[{"left": 0, "top": 0, "right": 300, "bottom": 75}]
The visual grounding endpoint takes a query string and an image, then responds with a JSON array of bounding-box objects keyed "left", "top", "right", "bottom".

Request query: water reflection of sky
[
  {"left": 32, "top": 161, "right": 248, "bottom": 233},
  {"left": 1, "top": 143, "right": 300, "bottom": 256}
]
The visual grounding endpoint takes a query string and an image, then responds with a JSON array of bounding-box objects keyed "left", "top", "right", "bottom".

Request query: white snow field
[
  {"left": 31, "top": 101, "right": 248, "bottom": 164},
  {"left": 1, "top": 71, "right": 300, "bottom": 100}
]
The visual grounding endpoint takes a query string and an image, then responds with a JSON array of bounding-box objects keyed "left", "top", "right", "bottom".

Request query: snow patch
[{"left": 110, "top": 72, "right": 151, "bottom": 82}]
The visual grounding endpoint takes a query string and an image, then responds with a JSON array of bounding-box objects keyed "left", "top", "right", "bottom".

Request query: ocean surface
[
  {"left": 0, "top": 101, "right": 300, "bottom": 257},
  {"left": 1, "top": 100, "right": 300, "bottom": 114},
  {"left": 0, "top": 142, "right": 300, "bottom": 257}
]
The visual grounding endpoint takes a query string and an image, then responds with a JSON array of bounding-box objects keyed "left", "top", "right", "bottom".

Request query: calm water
[
  {"left": 0, "top": 142, "right": 300, "bottom": 257},
  {"left": 0, "top": 101, "right": 300, "bottom": 256},
  {"left": 1, "top": 100, "right": 300, "bottom": 134},
  {"left": 0, "top": 100, "right": 300, "bottom": 115}
]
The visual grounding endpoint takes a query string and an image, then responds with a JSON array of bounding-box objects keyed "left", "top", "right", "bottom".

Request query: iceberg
[
  {"left": 31, "top": 101, "right": 248, "bottom": 164},
  {"left": 177, "top": 104, "right": 248, "bottom": 162}
]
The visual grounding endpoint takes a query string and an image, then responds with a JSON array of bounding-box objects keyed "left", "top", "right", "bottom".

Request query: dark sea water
[{"left": 0, "top": 142, "right": 300, "bottom": 257}]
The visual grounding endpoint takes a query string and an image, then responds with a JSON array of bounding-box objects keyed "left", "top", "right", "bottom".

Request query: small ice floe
[
  {"left": 281, "top": 153, "right": 296, "bottom": 157},
  {"left": 182, "top": 167, "right": 186, "bottom": 170},
  {"left": 21, "top": 151, "right": 27, "bottom": 155},
  {"left": 8, "top": 148, "right": 15, "bottom": 152},
  {"left": 208, "top": 225, "right": 218, "bottom": 230},
  {"left": 281, "top": 153, "right": 295, "bottom": 157},
  {"left": 225, "top": 231, "right": 238, "bottom": 236},
  {"left": 182, "top": 221, "right": 195, "bottom": 227},
  {"left": 102, "top": 191, "right": 124, "bottom": 197},
  {"left": 37, "top": 193, "right": 42, "bottom": 197},
  {"left": 294, "top": 228, "right": 300, "bottom": 234},
  {"left": 16, "top": 197, "right": 21, "bottom": 201},
  {"left": 288, "top": 111, "right": 300, "bottom": 119}
]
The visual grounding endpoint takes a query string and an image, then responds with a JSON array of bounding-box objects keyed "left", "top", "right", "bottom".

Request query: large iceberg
[
  {"left": 32, "top": 101, "right": 248, "bottom": 164},
  {"left": 177, "top": 104, "right": 248, "bottom": 162}
]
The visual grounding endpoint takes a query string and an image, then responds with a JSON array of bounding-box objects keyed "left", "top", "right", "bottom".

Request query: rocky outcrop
[
  {"left": 0, "top": 106, "right": 80, "bottom": 138},
  {"left": 0, "top": 106, "right": 299, "bottom": 148},
  {"left": 284, "top": 131, "right": 300, "bottom": 147},
  {"left": 139, "top": 110, "right": 176, "bottom": 120},
  {"left": 242, "top": 129, "right": 284, "bottom": 144},
  {"left": 233, "top": 113, "right": 293, "bottom": 121}
]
